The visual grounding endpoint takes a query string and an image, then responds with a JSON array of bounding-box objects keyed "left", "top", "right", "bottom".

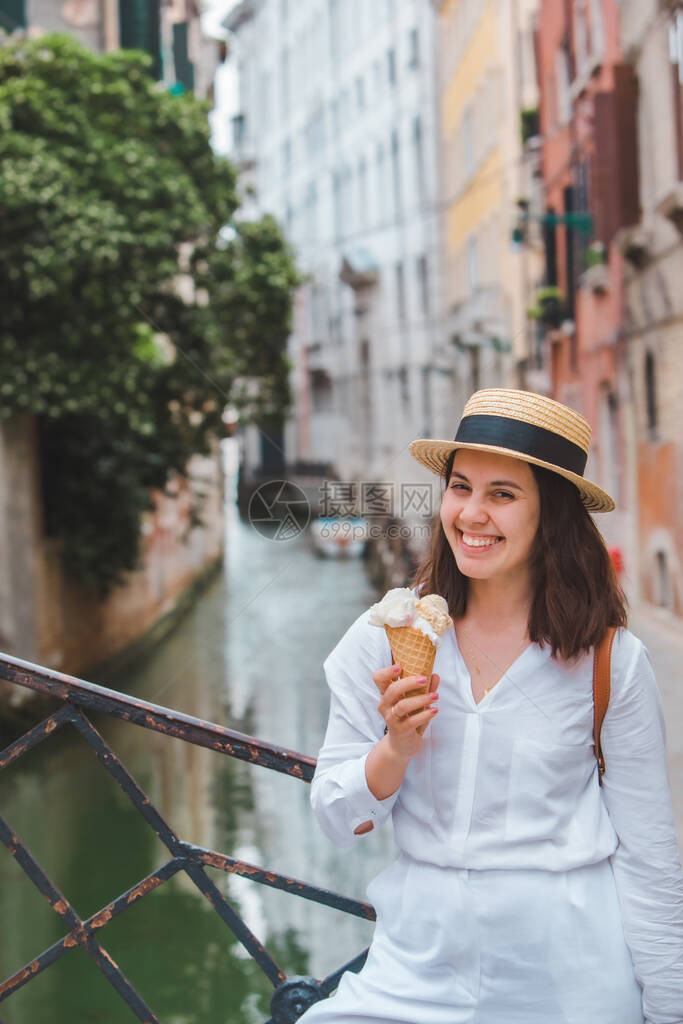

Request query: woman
[{"left": 300, "top": 390, "right": 682, "bottom": 1024}]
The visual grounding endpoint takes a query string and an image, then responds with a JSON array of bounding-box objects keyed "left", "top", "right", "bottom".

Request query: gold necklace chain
[{"left": 457, "top": 625, "right": 529, "bottom": 696}]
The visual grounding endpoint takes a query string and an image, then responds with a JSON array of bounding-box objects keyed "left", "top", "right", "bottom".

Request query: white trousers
[{"left": 299, "top": 854, "right": 644, "bottom": 1024}]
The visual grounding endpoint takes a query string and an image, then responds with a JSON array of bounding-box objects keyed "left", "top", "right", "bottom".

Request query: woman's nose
[{"left": 457, "top": 491, "right": 488, "bottom": 525}]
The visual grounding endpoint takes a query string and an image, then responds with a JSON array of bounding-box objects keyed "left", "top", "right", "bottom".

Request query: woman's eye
[
  {"left": 494, "top": 490, "right": 514, "bottom": 500},
  {"left": 449, "top": 482, "right": 468, "bottom": 491}
]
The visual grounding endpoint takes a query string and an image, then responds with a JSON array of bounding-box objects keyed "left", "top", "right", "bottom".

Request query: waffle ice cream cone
[
  {"left": 384, "top": 625, "right": 437, "bottom": 735},
  {"left": 368, "top": 588, "right": 452, "bottom": 735}
]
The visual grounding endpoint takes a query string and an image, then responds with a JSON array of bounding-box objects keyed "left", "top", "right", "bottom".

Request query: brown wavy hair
[{"left": 412, "top": 451, "right": 628, "bottom": 660}]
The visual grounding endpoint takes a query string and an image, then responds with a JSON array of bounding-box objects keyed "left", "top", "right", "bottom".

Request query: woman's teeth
[{"left": 460, "top": 532, "right": 502, "bottom": 549}]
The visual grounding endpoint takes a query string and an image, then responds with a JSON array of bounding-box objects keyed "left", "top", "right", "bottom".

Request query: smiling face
[{"left": 440, "top": 449, "right": 541, "bottom": 585}]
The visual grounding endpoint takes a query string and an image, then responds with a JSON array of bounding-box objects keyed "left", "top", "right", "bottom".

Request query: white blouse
[{"left": 310, "top": 608, "right": 683, "bottom": 1024}]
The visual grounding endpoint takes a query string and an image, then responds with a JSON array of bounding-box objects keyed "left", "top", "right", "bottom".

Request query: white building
[{"left": 224, "top": 0, "right": 454, "bottom": 512}]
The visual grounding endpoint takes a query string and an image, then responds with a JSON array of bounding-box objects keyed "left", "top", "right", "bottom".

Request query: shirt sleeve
[
  {"left": 600, "top": 630, "right": 683, "bottom": 1024},
  {"left": 310, "top": 609, "right": 401, "bottom": 848}
]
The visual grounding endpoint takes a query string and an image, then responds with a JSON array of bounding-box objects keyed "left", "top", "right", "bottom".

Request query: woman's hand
[{"left": 372, "top": 664, "right": 440, "bottom": 762}]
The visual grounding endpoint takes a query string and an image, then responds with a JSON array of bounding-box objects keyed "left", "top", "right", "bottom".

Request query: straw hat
[{"left": 409, "top": 389, "right": 614, "bottom": 513}]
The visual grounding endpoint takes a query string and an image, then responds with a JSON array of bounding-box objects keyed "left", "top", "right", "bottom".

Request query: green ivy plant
[{"left": 0, "top": 34, "right": 300, "bottom": 592}]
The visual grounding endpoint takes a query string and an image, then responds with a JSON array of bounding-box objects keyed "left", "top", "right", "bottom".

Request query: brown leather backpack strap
[{"left": 593, "top": 626, "right": 617, "bottom": 786}]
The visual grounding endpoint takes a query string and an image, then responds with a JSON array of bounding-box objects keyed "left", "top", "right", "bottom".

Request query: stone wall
[{"left": 0, "top": 415, "right": 224, "bottom": 703}]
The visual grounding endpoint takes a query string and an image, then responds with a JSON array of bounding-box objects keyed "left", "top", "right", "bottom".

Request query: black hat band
[{"left": 454, "top": 414, "right": 588, "bottom": 477}]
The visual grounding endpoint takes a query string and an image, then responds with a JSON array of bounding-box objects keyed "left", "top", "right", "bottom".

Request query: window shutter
[
  {"left": 0, "top": 0, "right": 26, "bottom": 30},
  {"left": 173, "top": 21, "right": 195, "bottom": 92},
  {"left": 593, "top": 63, "right": 640, "bottom": 244},
  {"left": 119, "top": 0, "right": 161, "bottom": 80}
]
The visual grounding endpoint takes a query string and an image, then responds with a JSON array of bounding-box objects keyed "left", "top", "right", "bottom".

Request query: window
[
  {"left": 375, "top": 143, "right": 385, "bottom": 224},
  {"left": 556, "top": 45, "right": 571, "bottom": 124},
  {"left": 0, "top": 0, "right": 25, "bottom": 29},
  {"left": 395, "top": 262, "right": 406, "bottom": 319},
  {"left": 306, "top": 107, "right": 325, "bottom": 157},
  {"left": 574, "top": 3, "right": 588, "bottom": 77},
  {"left": 282, "top": 138, "right": 291, "bottom": 177},
  {"left": 358, "top": 157, "right": 368, "bottom": 226},
  {"left": 328, "top": 0, "right": 340, "bottom": 63},
  {"left": 645, "top": 350, "right": 658, "bottom": 435},
  {"left": 669, "top": 10, "right": 683, "bottom": 176},
  {"left": 463, "top": 105, "right": 474, "bottom": 177},
  {"left": 408, "top": 27, "right": 419, "bottom": 68},
  {"left": 599, "top": 387, "right": 619, "bottom": 501},
  {"left": 172, "top": 22, "right": 194, "bottom": 91},
  {"left": 120, "top": 0, "right": 162, "bottom": 79},
  {"left": 332, "top": 170, "right": 342, "bottom": 239},
  {"left": 417, "top": 255, "right": 429, "bottom": 315},
  {"left": 589, "top": 0, "right": 604, "bottom": 59},
  {"left": 387, "top": 47, "right": 396, "bottom": 86},
  {"left": 399, "top": 365, "right": 410, "bottom": 410},
  {"left": 342, "top": 164, "right": 352, "bottom": 233},
  {"left": 356, "top": 74, "right": 365, "bottom": 111},
  {"left": 340, "top": 88, "right": 350, "bottom": 126},
  {"left": 391, "top": 129, "right": 402, "bottom": 215},
  {"left": 413, "top": 115, "right": 425, "bottom": 197},
  {"left": 311, "top": 370, "right": 333, "bottom": 413},
  {"left": 258, "top": 70, "right": 271, "bottom": 128},
  {"left": 656, "top": 551, "right": 671, "bottom": 608},
  {"left": 467, "top": 236, "right": 478, "bottom": 291},
  {"left": 280, "top": 47, "right": 290, "bottom": 113},
  {"left": 469, "top": 347, "right": 480, "bottom": 393},
  {"left": 306, "top": 182, "right": 318, "bottom": 240},
  {"left": 373, "top": 58, "right": 382, "bottom": 97}
]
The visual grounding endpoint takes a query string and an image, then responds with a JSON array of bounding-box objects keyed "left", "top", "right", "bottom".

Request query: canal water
[{"left": 0, "top": 467, "right": 400, "bottom": 1022}]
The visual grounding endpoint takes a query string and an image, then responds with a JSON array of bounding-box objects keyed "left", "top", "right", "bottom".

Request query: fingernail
[
  {"left": 392, "top": 664, "right": 401, "bottom": 675},
  {"left": 430, "top": 708, "right": 439, "bottom": 715},
  {"left": 418, "top": 677, "right": 427, "bottom": 685},
  {"left": 430, "top": 692, "right": 439, "bottom": 700}
]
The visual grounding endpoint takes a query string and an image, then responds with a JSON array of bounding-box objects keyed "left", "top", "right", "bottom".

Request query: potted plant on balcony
[
  {"left": 527, "top": 286, "right": 566, "bottom": 329},
  {"left": 581, "top": 242, "right": 609, "bottom": 295}
]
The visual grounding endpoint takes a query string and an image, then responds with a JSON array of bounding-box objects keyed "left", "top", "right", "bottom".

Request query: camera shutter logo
[{"left": 248, "top": 480, "right": 310, "bottom": 540}]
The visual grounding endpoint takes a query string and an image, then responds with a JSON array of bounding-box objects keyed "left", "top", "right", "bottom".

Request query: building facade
[
  {"left": 617, "top": 0, "right": 683, "bottom": 615},
  {"left": 225, "top": 0, "right": 449, "bottom": 503},
  {"left": 536, "top": 0, "right": 640, "bottom": 587},
  {"left": 436, "top": 0, "right": 543, "bottom": 401},
  {"left": 1, "top": 0, "right": 217, "bottom": 99}
]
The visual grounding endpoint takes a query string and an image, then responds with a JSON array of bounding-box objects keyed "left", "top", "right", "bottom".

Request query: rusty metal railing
[{"left": 0, "top": 653, "right": 376, "bottom": 1023}]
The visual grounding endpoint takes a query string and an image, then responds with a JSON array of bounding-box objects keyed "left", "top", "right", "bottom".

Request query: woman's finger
[
  {"left": 384, "top": 674, "right": 429, "bottom": 704},
  {"left": 393, "top": 691, "right": 439, "bottom": 718},
  {"left": 372, "top": 663, "right": 402, "bottom": 693},
  {"left": 392, "top": 702, "right": 439, "bottom": 732},
  {"left": 428, "top": 673, "right": 440, "bottom": 694}
]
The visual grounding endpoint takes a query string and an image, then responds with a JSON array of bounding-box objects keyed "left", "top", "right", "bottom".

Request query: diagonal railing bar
[
  {"left": 183, "top": 860, "right": 287, "bottom": 988},
  {"left": 0, "top": 651, "right": 382, "bottom": 1022},
  {"left": 69, "top": 707, "right": 288, "bottom": 987},
  {"left": 0, "top": 704, "right": 73, "bottom": 769},
  {"left": 0, "top": 814, "right": 160, "bottom": 1022},
  {"left": 0, "top": 859, "right": 185, "bottom": 1001},
  {"left": 68, "top": 707, "right": 183, "bottom": 850},
  {"left": 0, "top": 652, "right": 316, "bottom": 781},
  {"left": 189, "top": 845, "right": 376, "bottom": 920}
]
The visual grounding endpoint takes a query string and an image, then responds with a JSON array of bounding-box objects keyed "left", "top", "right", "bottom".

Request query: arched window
[{"left": 645, "top": 350, "right": 657, "bottom": 434}]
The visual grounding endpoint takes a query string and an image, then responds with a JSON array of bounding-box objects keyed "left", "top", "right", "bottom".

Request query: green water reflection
[
  {"left": 0, "top": 501, "right": 392, "bottom": 1022},
  {"left": 0, "top": 724, "right": 308, "bottom": 1024}
]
